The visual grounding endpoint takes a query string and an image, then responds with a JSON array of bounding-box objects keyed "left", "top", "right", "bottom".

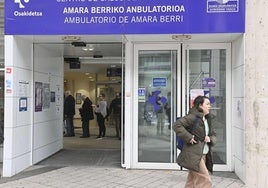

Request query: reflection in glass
[
  {"left": 188, "top": 49, "right": 227, "bottom": 164},
  {"left": 138, "top": 50, "right": 176, "bottom": 163}
]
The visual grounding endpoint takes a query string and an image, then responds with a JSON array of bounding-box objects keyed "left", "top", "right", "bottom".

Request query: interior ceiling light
[
  {"left": 171, "top": 34, "right": 192, "bottom": 41},
  {"left": 82, "top": 45, "right": 94, "bottom": 51},
  {"left": 62, "top": 35, "right": 81, "bottom": 41}
]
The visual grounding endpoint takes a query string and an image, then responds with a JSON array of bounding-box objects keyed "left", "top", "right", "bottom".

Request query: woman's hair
[{"left": 193, "top": 95, "right": 209, "bottom": 112}]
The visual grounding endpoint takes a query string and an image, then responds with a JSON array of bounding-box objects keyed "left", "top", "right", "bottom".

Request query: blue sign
[
  {"left": 138, "top": 88, "right": 145, "bottom": 96},
  {"left": 207, "top": 0, "right": 239, "bottom": 13},
  {"left": 5, "top": 0, "right": 245, "bottom": 35},
  {"left": 153, "top": 77, "right": 166, "bottom": 88},
  {"left": 202, "top": 77, "right": 216, "bottom": 88}
]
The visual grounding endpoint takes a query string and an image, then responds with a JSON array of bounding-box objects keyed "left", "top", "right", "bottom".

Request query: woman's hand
[
  {"left": 204, "top": 136, "right": 211, "bottom": 143},
  {"left": 190, "top": 135, "right": 197, "bottom": 144}
]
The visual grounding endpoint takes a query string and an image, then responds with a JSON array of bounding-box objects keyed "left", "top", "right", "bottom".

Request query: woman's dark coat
[
  {"left": 79, "top": 97, "right": 94, "bottom": 122},
  {"left": 173, "top": 108, "right": 216, "bottom": 173},
  {"left": 64, "top": 95, "right": 75, "bottom": 117}
]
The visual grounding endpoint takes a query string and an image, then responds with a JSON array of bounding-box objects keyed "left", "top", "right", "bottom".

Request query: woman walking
[{"left": 173, "top": 95, "right": 216, "bottom": 188}]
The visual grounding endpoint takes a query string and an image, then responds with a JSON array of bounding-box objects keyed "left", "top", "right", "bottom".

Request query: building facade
[{"left": 1, "top": 1, "right": 268, "bottom": 187}]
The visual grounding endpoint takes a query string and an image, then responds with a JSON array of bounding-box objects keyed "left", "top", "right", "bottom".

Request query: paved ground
[
  {"left": 0, "top": 166, "right": 245, "bottom": 188},
  {"left": 0, "top": 121, "right": 245, "bottom": 188}
]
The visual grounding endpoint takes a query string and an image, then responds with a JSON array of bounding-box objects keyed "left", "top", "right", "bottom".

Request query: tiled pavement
[
  {"left": 0, "top": 122, "right": 245, "bottom": 188},
  {"left": 0, "top": 166, "right": 245, "bottom": 188}
]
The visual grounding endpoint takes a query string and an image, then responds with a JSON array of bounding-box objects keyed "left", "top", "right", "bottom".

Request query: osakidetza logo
[
  {"left": 13, "top": 0, "right": 43, "bottom": 17},
  {"left": 14, "top": 0, "right": 30, "bottom": 8}
]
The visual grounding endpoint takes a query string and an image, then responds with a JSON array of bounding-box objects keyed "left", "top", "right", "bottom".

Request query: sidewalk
[
  {"left": 0, "top": 123, "right": 245, "bottom": 187},
  {"left": 0, "top": 165, "right": 245, "bottom": 188}
]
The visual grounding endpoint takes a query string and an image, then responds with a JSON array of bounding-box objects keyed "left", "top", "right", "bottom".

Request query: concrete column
[{"left": 245, "top": 1, "right": 268, "bottom": 187}]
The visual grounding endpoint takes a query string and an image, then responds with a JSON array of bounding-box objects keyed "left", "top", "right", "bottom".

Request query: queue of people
[{"left": 63, "top": 91, "right": 122, "bottom": 140}]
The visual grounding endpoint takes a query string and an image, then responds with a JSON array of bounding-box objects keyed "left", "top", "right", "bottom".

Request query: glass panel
[
  {"left": 138, "top": 50, "right": 176, "bottom": 163},
  {"left": 188, "top": 49, "right": 226, "bottom": 164},
  {"left": 96, "top": 83, "right": 121, "bottom": 106},
  {"left": 0, "top": 71, "right": 3, "bottom": 141}
]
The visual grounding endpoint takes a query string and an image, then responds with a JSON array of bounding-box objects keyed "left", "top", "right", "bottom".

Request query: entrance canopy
[{"left": 5, "top": 0, "right": 245, "bottom": 35}]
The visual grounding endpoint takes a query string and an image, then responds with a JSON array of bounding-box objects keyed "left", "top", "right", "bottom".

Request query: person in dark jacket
[
  {"left": 173, "top": 95, "right": 216, "bottom": 188},
  {"left": 64, "top": 90, "right": 75, "bottom": 137},
  {"left": 79, "top": 95, "right": 94, "bottom": 138},
  {"left": 108, "top": 92, "right": 121, "bottom": 139}
]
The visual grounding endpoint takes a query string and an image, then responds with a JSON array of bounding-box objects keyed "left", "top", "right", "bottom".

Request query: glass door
[
  {"left": 182, "top": 43, "right": 232, "bottom": 171},
  {"left": 133, "top": 44, "right": 180, "bottom": 169},
  {"left": 132, "top": 43, "right": 231, "bottom": 170}
]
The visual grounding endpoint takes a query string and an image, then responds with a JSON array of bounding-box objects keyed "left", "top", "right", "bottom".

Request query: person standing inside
[
  {"left": 108, "top": 92, "right": 122, "bottom": 140},
  {"left": 93, "top": 93, "right": 107, "bottom": 139},
  {"left": 79, "top": 95, "right": 94, "bottom": 138},
  {"left": 173, "top": 95, "right": 216, "bottom": 188},
  {"left": 64, "top": 90, "right": 75, "bottom": 137},
  {"left": 156, "top": 95, "right": 166, "bottom": 135},
  {"left": 165, "top": 92, "right": 171, "bottom": 130}
]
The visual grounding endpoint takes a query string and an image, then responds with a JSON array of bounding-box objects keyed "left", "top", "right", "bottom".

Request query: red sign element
[
  {"left": 6, "top": 67, "right": 12, "bottom": 74},
  {"left": 6, "top": 89, "right": 12, "bottom": 93}
]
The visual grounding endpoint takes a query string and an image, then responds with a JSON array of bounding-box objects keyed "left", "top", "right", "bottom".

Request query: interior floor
[{"left": 37, "top": 119, "right": 122, "bottom": 167}]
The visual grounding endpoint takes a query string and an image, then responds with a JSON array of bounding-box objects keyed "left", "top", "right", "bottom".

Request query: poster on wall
[
  {"left": 19, "top": 97, "right": 27, "bottom": 112},
  {"left": 190, "top": 89, "right": 204, "bottom": 108},
  {"left": 51, "top": 91, "right": 55, "bottom": 102},
  {"left": 35, "top": 82, "right": 43, "bottom": 112},
  {"left": 18, "top": 80, "right": 30, "bottom": 97},
  {"left": 43, "top": 83, "right": 50, "bottom": 109},
  {"left": 56, "top": 84, "right": 61, "bottom": 114},
  {"left": 76, "top": 93, "right": 82, "bottom": 104}
]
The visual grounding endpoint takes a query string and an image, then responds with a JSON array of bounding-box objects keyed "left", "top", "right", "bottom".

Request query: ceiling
[{"left": 32, "top": 35, "right": 125, "bottom": 81}]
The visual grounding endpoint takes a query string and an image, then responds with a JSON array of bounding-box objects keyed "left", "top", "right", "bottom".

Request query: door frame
[
  {"left": 130, "top": 42, "right": 232, "bottom": 171},
  {"left": 132, "top": 43, "right": 181, "bottom": 169},
  {"left": 182, "top": 43, "right": 232, "bottom": 171}
]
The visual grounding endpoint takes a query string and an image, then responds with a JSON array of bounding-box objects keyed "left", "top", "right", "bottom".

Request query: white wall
[
  {"left": 32, "top": 44, "right": 64, "bottom": 164},
  {"left": 3, "top": 36, "right": 33, "bottom": 176},
  {"left": 232, "top": 35, "right": 245, "bottom": 182},
  {"left": 3, "top": 36, "right": 64, "bottom": 177}
]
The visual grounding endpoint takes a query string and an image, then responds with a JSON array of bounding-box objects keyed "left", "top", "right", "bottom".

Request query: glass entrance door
[
  {"left": 133, "top": 44, "right": 180, "bottom": 168},
  {"left": 183, "top": 43, "right": 232, "bottom": 171},
  {"left": 132, "top": 43, "right": 231, "bottom": 170}
]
